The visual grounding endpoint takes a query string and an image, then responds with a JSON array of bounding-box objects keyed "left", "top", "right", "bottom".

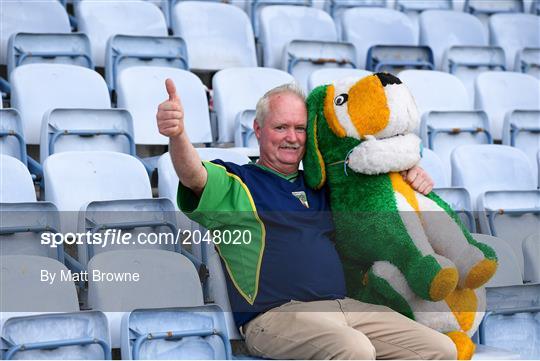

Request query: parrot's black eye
[{"left": 334, "top": 94, "right": 348, "bottom": 106}]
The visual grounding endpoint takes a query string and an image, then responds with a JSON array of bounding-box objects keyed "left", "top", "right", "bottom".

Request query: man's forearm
[{"left": 169, "top": 133, "right": 207, "bottom": 198}]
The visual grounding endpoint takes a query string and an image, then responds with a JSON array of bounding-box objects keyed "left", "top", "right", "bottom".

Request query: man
[{"left": 157, "top": 79, "right": 457, "bottom": 360}]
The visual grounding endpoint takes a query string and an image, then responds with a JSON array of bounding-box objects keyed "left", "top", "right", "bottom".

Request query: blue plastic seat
[
  {"left": 0, "top": 155, "right": 36, "bottom": 202},
  {"left": 212, "top": 67, "right": 294, "bottom": 144},
  {"left": 76, "top": 0, "right": 168, "bottom": 67},
  {"left": 475, "top": 71, "right": 540, "bottom": 141},
  {"left": 324, "top": 0, "right": 386, "bottom": 36},
  {"left": 250, "top": 0, "right": 312, "bottom": 38},
  {"left": 0, "top": 109, "right": 27, "bottom": 165},
  {"left": 523, "top": 234, "right": 540, "bottom": 283},
  {"left": 7, "top": 32, "right": 93, "bottom": 76},
  {"left": 307, "top": 68, "right": 372, "bottom": 90},
  {"left": 172, "top": 1, "right": 257, "bottom": 71}
]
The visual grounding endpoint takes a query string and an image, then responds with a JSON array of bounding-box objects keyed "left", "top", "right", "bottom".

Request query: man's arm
[
  {"left": 402, "top": 166, "right": 433, "bottom": 195},
  {"left": 156, "top": 78, "right": 207, "bottom": 197}
]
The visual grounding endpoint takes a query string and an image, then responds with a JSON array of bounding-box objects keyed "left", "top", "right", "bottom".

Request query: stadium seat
[
  {"left": 398, "top": 70, "right": 471, "bottom": 119},
  {"left": 105, "top": 35, "right": 188, "bottom": 93},
  {"left": 259, "top": 5, "right": 337, "bottom": 69},
  {"left": 502, "top": 110, "right": 540, "bottom": 184},
  {"left": 419, "top": 10, "right": 505, "bottom": 99},
  {"left": 341, "top": 8, "right": 427, "bottom": 71},
  {"left": 324, "top": 0, "right": 386, "bottom": 36},
  {"left": 0, "top": 109, "right": 27, "bottom": 165},
  {"left": 212, "top": 67, "right": 294, "bottom": 144},
  {"left": 0, "top": 155, "right": 36, "bottom": 202},
  {"left": 307, "top": 68, "right": 372, "bottom": 90},
  {"left": 40, "top": 108, "right": 135, "bottom": 164},
  {"left": 76, "top": 0, "right": 168, "bottom": 67},
  {"left": 464, "top": 0, "right": 525, "bottom": 14},
  {"left": 7, "top": 33, "right": 93, "bottom": 76},
  {"left": 284, "top": 40, "right": 357, "bottom": 91},
  {"left": 419, "top": 149, "right": 476, "bottom": 231},
  {"left": 0, "top": 255, "right": 111, "bottom": 359},
  {"left": 475, "top": 71, "right": 540, "bottom": 141},
  {"left": 43, "top": 151, "right": 151, "bottom": 212},
  {"left": 489, "top": 13, "right": 540, "bottom": 73},
  {"left": 0, "top": 202, "right": 64, "bottom": 261},
  {"left": 116, "top": 66, "right": 212, "bottom": 146},
  {"left": 514, "top": 47, "right": 540, "bottom": 79},
  {"left": 10, "top": 64, "right": 111, "bottom": 145},
  {"left": 0, "top": 0, "right": 70, "bottom": 65},
  {"left": 473, "top": 233, "right": 540, "bottom": 360},
  {"left": 420, "top": 110, "right": 492, "bottom": 178},
  {"left": 523, "top": 233, "right": 540, "bottom": 283},
  {"left": 394, "top": 0, "right": 453, "bottom": 42},
  {"left": 250, "top": 0, "right": 312, "bottom": 38},
  {"left": 172, "top": 1, "right": 257, "bottom": 71}
]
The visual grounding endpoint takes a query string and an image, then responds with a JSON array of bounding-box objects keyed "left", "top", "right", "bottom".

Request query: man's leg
[
  {"left": 244, "top": 300, "right": 377, "bottom": 360},
  {"left": 340, "top": 298, "right": 457, "bottom": 360}
]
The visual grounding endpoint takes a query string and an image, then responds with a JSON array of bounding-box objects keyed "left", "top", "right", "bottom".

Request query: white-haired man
[{"left": 156, "top": 79, "right": 457, "bottom": 360}]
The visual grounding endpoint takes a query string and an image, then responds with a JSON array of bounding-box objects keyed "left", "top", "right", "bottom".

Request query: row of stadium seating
[
  {"left": 2, "top": 146, "right": 539, "bottom": 358},
  {"left": 1, "top": 0, "right": 539, "bottom": 92}
]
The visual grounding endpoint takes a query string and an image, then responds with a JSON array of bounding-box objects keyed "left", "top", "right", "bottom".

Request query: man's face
[{"left": 254, "top": 92, "right": 307, "bottom": 175}]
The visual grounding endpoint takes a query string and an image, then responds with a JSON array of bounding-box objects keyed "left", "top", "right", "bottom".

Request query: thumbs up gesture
[{"left": 156, "top": 79, "right": 185, "bottom": 138}]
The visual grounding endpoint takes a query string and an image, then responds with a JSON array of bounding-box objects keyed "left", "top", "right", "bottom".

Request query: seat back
[
  {"left": 0, "top": 155, "right": 35, "bottom": 202},
  {"left": 523, "top": 233, "right": 540, "bottom": 283},
  {"left": 40, "top": 108, "right": 135, "bottom": 164},
  {"left": 76, "top": 0, "right": 167, "bottom": 67},
  {"left": 475, "top": 71, "right": 540, "bottom": 140},
  {"left": 433, "top": 187, "right": 476, "bottom": 232},
  {"left": 325, "top": 0, "right": 386, "bottom": 36},
  {"left": 502, "top": 110, "right": 540, "bottom": 184},
  {"left": 212, "top": 67, "right": 294, "bottom": 143},
  {"left": 399, "top": 70, "right": 471, "bottom": 116},
  {"left": 0, "top": 109, "right": 27, "bottom": 164},
  {"left": 7, "top": 33, "right": 93, "bottom": 76},
  {"left": 419, "top": 148, "right": 449, "bottom": 187},
  {"left": 419, "top": 10, "right": 487, "bottom": 70},
  {"left": 10, "top": 64, "right": 111, "bottom": 144},
  {"left": 105, "top": 35, "right": 188, "bottom": 92},
  {"left": 342, "top": 7, "right": 416, "bottom": 69},
  {"left": 421, "top": 110, "right": 492, "bottom": 178},
  {"left": 0, "top": 202, "right": 61, "bottom": 260},
  {"left": 43, "top": 151, "right": 151, "bottom": 211},
  {"left": 308, "top": 68, "right": 372, "bottom": 90},
  {"left": 259, "top": 5, "right": 337, "bottom": 69},
  {"left": 117, "top": 66, "right": 212, "bottom": 145},
  {"left": 464, "top": 0, "right": 525, "bottom": 14},
  {"left": 451, "top": 145, "right": 536, "bottom": 205},
  {"left": 172, "top": 1, "right": 256, "bottom": 71},
  {"left": 490, "top": 13, "right": 540, "bottom": 71},
  {"left": 250, "top": 0, "right": 312, "bottom": 38},
  {"left": 0, "top": 0, "right": 70, "bottom": 65}
]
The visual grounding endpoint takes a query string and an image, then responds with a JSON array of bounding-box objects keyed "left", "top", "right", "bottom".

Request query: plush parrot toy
[{"left": 303, "top": 73, "right": 498, "bottom": 360}]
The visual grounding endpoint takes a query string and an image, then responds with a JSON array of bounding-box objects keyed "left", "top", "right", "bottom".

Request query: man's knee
[
  {"left": 427, "top": 332, "right": 458, "bottom": 360},
  {"left": 331, "top": 331, "right": 376, "bottom": 360}
]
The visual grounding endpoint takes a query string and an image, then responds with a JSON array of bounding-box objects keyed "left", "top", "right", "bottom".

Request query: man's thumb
[{"left": 165, "top": 78, "right": 179, "bottom": 102}]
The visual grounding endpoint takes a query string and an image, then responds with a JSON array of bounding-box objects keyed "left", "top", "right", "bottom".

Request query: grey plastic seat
[
  {"left": 324, "top": 0, "right": 386, "bottom": 36},
  {"left": 172, "top": 1, "right": 257, "bottom": 71},
  {"left": 464, "top": 0, "right": 525, "bottom": 37},
  {"left": 0, "top": 0, "right": 70, "bottom": 65},
  {"left": 398, "top": 70, "right": 471, "bottom": 120},
  {"left": 514, "top": 47, "right": 540, "bottom": 78},
  {"left": 420, "top": 110, "right": 492, "bottom": 178},
  {"left": 40, "top": 108, "right": 135, "bottom": 164},
  {"left": 76, "top": 0, "right": 168, "bottom": 67},
  {"left": 489, "top": 13, "right": 540, "bottom": 74},
  {"left": 0, "top": 109, "right": 27, "bottom": 165},
  {"left": 250, "top": 0, "right": 312, "bottom": 38},
  {"left": 0, "top": 255, "right": 111, "bottom": 359},
  {"left": 0, "top": 155, "right": 36, "bottom": 202},
  {"left": 475, "top": 71, "right": 540, "bottom": 141},
  {"left": 419, "top": 148, "right": 448, "bottom": 187},
  {"left": 259, "top": 5, "right": 337, "bottom": 69},
  {"left": 307, "top": 68, "right": 372, "bottom": 90},
  {"left": 212, "top": 67, "right": 294, "bottom": 144},
  {"left": 502, "top": 110, "right": 540, "bottom": 184},
  {"left": 116, "top": 66, "right": 212, "bottom": 145},
  {"left": 523, "top": 233, "right": 540, "bottom": 283},
  {"left": 10, "top": 64, "right": 111, "bottom": 144},
  {"left": 7, "top": 33, "right": 93, "bottom": 76},
  {"left": 394, "top": 0, "right": 453, "bottom": 42},
  {"left": 341, "top": 7, "right": 419, "bottom": 70}
]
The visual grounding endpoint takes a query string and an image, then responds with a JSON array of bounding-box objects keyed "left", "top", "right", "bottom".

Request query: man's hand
[
  {"left": 157, "top": 79, "right": 184, "bottom": 138},
  {"left": 401, "top": 166, "right": 434, "bottom": 195}
]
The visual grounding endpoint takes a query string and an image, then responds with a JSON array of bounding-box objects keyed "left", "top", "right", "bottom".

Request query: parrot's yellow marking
[
  {"left": 465, "top": 259, "right": 498, "bottom": 289},
  {"left": 447, "top": 331, "right": 475, "bottom": 360},
  {"left": 445, "top": 288, "right": 477, "bottom": 332},
  {"left": 389, "top": 172, "right": 419, "bottom": 213},
  {"left": 313, "top": 115, "right": 326, "bottom": 189},
  {"left": 429, "top": 267, "right": 459, "bottom": 301},
  {"left": 324, "top": 85, "right": 347, "bottom": 138},
  {"left": 348, "top": 75, "right": 390, "bottom": 136}
]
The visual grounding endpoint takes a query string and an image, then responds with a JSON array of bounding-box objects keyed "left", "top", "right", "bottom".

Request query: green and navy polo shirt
[{"left": 178, "top": 160, "right": 346, "bottom": 328}]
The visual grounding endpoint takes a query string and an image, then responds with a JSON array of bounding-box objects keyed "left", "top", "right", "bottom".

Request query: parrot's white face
[{"left": 323, "top": 73, "right": 420, "bottom": 140}]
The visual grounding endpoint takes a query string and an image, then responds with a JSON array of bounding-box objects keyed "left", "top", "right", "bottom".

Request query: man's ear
[{"left": 253, "top": 119, "right": 261, "bottom": 140}]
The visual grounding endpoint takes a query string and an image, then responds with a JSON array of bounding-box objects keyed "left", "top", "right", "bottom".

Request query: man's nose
[{"left": 285, "top": 128, "right": 297, "bottom": 142}]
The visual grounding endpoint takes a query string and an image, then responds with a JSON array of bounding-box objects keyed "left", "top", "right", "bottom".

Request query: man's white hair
[{"left": 255, "top": 83, "right": 306, "bottom": 126}]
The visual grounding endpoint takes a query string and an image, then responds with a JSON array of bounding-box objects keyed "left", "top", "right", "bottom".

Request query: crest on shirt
[{"left": 292, "top": 191, "right": 309, "bottom": 208}]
